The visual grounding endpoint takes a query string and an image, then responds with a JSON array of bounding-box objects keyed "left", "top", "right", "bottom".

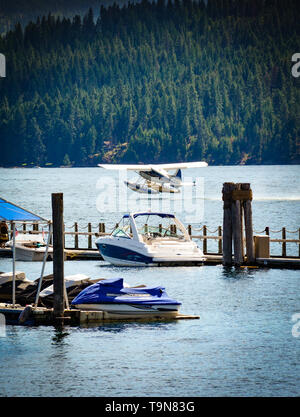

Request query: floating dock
[
  {"left": 0, "top": 303, "right": 199, "bottom": 326},
  {"left": 1, "top": 247, "right": 300, "bottom": 268}
]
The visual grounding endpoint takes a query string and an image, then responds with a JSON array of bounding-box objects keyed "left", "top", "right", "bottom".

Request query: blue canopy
[
  {"left": 0, "top": 197, "right": 47, "bottom": 222},
  {"left": 71, "top": 278, "right": 181, "bottom": 306}
]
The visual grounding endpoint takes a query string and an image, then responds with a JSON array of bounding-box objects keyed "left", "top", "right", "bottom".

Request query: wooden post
[
  {"left": 265, "top": 227, "right": 270, "bottom": 236},
  {"left": 240, "top": 203, "right": 245, "bottom": 259},
  {"left": 188, "top": 224, "right": 192, "bottom": 236},
  {"left": 231, "top": 183, "right": 243, "bottom": 266},
  {"left": 222, "top": 183, "right": 235, "bottom": 266},
  {"left": 64, "top": 223, "right": 66, "bottom": 248},
  {"left": 74, "top": 222, "right": 78, "bottom": 249},
  {"left": 241, "top": 183, "right": 254, "bottom": 263},
  {"left": 282, "top": 227, "right": 286, "bottom": 257},
  {"left": 88, "top": 223, "right": 92, "bottom": 249},
  {"left": 203, "top": 225, "right": 207, "bottom": 254},
  {"left": 52, "top": 193, "right": 65, "bottom": 318},
  {"left": 218, "top": 226, "right": 222, "bottom": 254},
  {"left": 99, "top": 223, "right": 105, "bottom": 234}
]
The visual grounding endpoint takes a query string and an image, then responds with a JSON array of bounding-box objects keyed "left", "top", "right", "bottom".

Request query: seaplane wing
[
  {"left": 97, "top": 161, "right": 208, "bottom": 171},
  {"left": 98, "top": 164, "right": 153, "bottom": 171},
  {"left": 154, "top": 161, "right": 208, "bottom": 170}
]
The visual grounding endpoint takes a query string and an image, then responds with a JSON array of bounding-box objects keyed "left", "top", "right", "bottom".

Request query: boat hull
[
  {"left": 73, "top": 302, "right": 180, "bottom": 316},
  {"left": 14, "top": 245, "right": 53, "bottom": 262},
  {"left": 96, "top": 241, "right": 205, "bottom": 266},
  {"left": 100, "top": 254, "right": 156, "bottom": 266},
  {"left": 96, "top": 242, "right": 155, "bottom": 266}
]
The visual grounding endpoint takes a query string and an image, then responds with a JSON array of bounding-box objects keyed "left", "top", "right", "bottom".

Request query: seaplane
[{"left": 97, "top": 161, "right": 208, "bottom": 194}]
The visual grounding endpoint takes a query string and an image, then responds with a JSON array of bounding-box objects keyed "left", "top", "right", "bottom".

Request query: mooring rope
[
  {"left": 65, "top": 223, "right": 75, "bottom": 229},
  {"left": 206, "top": 227, "right": 219, "bottom": 233},
  {"left": 192, "top": 226, "right": 204, "bottom": 232}
]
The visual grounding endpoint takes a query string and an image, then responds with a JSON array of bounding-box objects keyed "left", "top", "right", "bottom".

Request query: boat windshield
[
  {"left": 134, "top": 214, "right": 187, "bottom": 240},
  {"left": 111, "top": 217, "right": 132, "bottom": 239}
]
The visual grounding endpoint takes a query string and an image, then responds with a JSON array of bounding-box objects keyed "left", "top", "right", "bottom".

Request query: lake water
[{"left": 0, "top": 165, "right": 299, "bottom": 397}]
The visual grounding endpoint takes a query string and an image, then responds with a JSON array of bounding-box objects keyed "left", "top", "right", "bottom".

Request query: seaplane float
[
  {"left": 95, "top": 211, "right": 206, "bottom": 266},
  {"left": 98, "top": 161, "right": 208, "bottom": 194}
]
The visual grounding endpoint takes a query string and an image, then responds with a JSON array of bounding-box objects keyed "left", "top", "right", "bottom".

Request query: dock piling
[
  {"left": 52, "top": 193, "right": 65, "bottom": 318},
  {"left": 222, "top": 182, "right": 254, "bottom": 266},
  {"left": 242, "top": 183, "right": 254, "bottom": 263},
  {"left": 222, "top": 182, "right": 234, "bottom": 266}
]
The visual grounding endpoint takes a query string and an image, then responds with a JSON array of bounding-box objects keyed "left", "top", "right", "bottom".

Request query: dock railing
[{"left": 5, "top": 221, "right": 300, "bottom": 258}]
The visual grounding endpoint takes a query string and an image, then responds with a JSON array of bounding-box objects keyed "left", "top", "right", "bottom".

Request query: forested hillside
[
  {"left": 1, "top": 0, "right": 300, "bottom": 167},
  {"left": 0, "top": 0, "right": 129, "bottom": 34}
]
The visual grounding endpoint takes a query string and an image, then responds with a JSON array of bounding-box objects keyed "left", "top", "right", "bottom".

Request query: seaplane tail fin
[{"left": 174, "top": 168, "right": 182, "bottom": 180}]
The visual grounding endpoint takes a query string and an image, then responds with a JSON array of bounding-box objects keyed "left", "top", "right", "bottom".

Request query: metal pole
[
  {"left": 12, "top": 222, "right": 16, "bottom": 307},
  {"left": 34, "top": 222, "right": 52, "bottom": 307}
]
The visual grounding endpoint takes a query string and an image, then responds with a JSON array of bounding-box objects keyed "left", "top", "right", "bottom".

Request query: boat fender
[{"left": 18, "top": 305, "right": 33, "bottom": 324}]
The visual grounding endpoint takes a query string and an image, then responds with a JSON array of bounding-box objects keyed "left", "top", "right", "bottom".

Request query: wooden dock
[
  {"left": 1, "top": 247, "right": 300, "bottom": 268},
  {"left": 3, "top": 221, "right": 300, "bottom": 260},
  {"left": 0, "top": 303, "right": 199, "bottom": 326},
  {"left": 1, "top": 186, "right": 299, "bottom": 272}
]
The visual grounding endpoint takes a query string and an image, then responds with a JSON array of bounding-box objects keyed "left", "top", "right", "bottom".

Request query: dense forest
[
  {"left": 0, "top": 0, "right": 130, "bottom": 34},
  {"left": 0, "top": 0, "right": 300, "bottom": 167}
]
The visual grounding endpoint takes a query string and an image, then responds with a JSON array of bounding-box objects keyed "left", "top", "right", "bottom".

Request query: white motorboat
[
  {"left": 95, "top": 211, "right": 206, "bottom": 266},
  {"left": 71, "top": 277, "right": 181, "bottom": 317},
  {"left": 6, "top": 234, "right": 53, "bottom": 261}
]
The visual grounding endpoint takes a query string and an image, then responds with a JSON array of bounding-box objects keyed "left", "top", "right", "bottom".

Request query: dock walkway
[
  {"left": 1, "top": 247, "right": 300, "bottom": 268},
  {"left": 0, "top": 303, "right": 199, "bottom": 326}
]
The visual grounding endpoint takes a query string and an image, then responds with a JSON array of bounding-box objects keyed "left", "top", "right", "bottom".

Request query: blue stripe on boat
[{"left": 96, "top": 243, "right": 154, "bottom": 264}]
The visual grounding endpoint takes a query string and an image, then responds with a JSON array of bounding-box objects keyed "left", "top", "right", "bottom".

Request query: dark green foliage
[{"left": 0, "top": 0, "right": 300, "bottom": 166}]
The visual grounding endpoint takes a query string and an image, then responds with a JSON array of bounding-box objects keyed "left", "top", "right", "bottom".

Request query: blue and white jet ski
[{"left": 71, "top": 278, "right": 181, "bottom": 316}]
